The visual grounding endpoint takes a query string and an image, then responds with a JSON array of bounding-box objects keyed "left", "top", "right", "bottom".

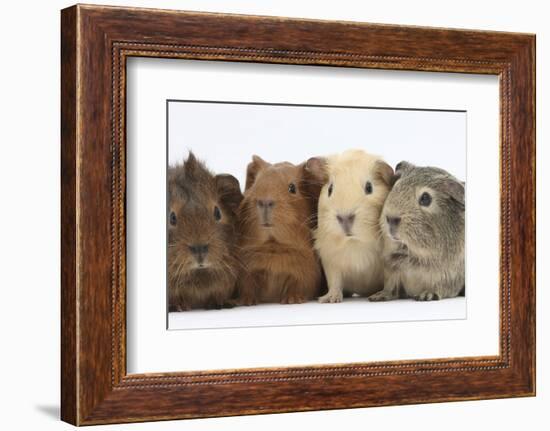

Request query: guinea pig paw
[
  {"left": 318, "top": 290, "right": 343, "bottom": 303},
  {"left": 281, "top": 295, "right": 306, "bottom": 305},
  {"left": 414, "top": 291, "right": 440, "bottom": 301},
  {"left": 237, "top": 296, "right": 258, "bottom": 306},
  {"left": 367, "top": 291, "right": 395, "bottom": 302}
]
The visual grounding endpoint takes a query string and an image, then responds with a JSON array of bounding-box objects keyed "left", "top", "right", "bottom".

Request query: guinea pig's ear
[
  {"left": 216, "top": 174, "right": 243, "bottom": 213},
  {"left": 245, "top": 155, "right": 269, "bottom": 190},
  {"left": 300, "top": 157, "right": 328, "bottom": 200},
  {"left": 394, "top": 161, "right": 415, "bottom": 180},
  {"left": 375, "top": 160, "right": 397, "bottom": 187},
  {"left": 441, "top": 178, "right": 465, "bottom": 207},
  {"left": 304, "top": 157, "right": 328, "bottom": 184}
]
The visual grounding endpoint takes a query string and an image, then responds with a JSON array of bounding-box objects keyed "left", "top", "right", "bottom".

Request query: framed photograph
[{"left": 61, "top": 4, "right": 536, "bottom": 425}]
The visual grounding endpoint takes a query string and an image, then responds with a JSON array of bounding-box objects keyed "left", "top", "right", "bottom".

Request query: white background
[
  {"left": 127, "top": 60, "right": 498, "bottom": 373},
  {"left": 0, "top": 0, "right": 547, "bottom": 430},
  {"left": 168, "top": 100, "right": 467, "bottom": 185}
]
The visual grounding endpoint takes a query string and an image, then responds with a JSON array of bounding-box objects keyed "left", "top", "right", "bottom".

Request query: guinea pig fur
[
  {"left": 168, "top": 152, "right": 244, "bottom": 311},
  {"left": 309, "top": 149, "right": 395, "bottom": 303},
  {"left": 236, "top": 155, "right": 323, "bottom": 305},
  {"left": 369, "top": 161, "right": 465, "bottom": 302}
]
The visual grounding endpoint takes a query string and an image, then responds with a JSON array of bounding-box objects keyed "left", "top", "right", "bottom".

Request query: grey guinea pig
[{"left": 369, "top": 161, "right": 465, "bottom": 302}]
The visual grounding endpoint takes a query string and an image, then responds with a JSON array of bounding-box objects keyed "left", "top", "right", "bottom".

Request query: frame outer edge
[
  {"left": 524, "top": 34, "right": 536, "bottom": 395},
  {"left": 61, "top": 5, "right": 79, "bottom": 426},
  {"left": 531, "top": 34, "right": 536, "bottom": 396},
  {"left": 526, "top": 34, "right": 536, "bottom": 396},
  {"left": 61, "top": 4, "right": 536, "bottom": 424},
  {"left": 507, "top": 35, "right": 536, "bottom": 396}
]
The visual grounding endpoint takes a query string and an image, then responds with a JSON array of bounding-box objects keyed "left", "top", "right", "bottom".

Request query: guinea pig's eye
[
  {"left": 169, "top": 211, "right": 177, "bottom": 226},
  {"left": 213, "top": 206, "right": 222, "bottom": 221},
  {"left": 365, "top": 181, "right": 373, "bottom": 195},
  {"left": 419, "top": 192, "right": 432, "bottom": 207},
  {"left": 328, "top": 183, "right": 333, "bottom": 197},
  {"left": 288, "top": 183, "right": 296, "bottom": 194}
]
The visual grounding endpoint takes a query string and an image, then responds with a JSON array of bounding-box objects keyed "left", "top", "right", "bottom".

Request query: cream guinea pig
[{"left": 306, "top": 149, "right": 394, "bottom": 303}]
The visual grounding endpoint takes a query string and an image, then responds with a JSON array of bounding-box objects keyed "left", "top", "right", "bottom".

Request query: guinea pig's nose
[
  {"left": 336, "top": 213, "right": 356, "bottom": 235},
  {"left": 257, "top": 199, "right": 275, "bottom": 226},
  {"left": 386, "top": 216, "right": 401, "bottom": 228},
  {"left": 257, "top": 199, "right": 275, "bottom": 209},
  {"left": 189, "top": 244, "right": 209, "bottom": 263}
]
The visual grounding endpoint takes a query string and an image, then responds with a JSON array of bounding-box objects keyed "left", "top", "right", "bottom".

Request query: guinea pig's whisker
[
  {"left": 219, "top": 259, "right": 236, "bottom": 278},
  {"left": 300, "top": 213, "right": 317, "bottom": 224},
  {"left": 230, "top": 258, "right": 250, "bottom": 274},
  {"left": 174, "top": 260, "right": 187, "bottom": 281}
]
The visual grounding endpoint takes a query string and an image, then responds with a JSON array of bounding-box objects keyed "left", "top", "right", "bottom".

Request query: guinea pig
[
  {"left": 369, "top": 161, "right": 465, "bottom": 302},
  {"left": 307, "top": 149, "right": 394, "bottom": 303},
  {"left": 236, "top": 155, "right": 324, "bottom": 305},
  {"left": 168, "top": 152, "right": 244, "bottom": 311}
]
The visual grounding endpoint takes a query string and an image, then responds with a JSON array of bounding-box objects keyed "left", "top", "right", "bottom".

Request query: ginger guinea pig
[
  {"left": 369, "top": 161, "right": 465, "bottom": 301},
  {"left": 236, "top": 155, "right": 323, "bottom": 305},
  {"left": 168, "top": 152, "right": 243, "bottom": 311},
  {"left": 308, "top": 149, "right": 394, "bottom": 303}
]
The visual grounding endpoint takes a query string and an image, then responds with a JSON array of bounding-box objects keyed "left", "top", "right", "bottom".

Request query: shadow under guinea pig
[
  {"left": 235, "top": 155, "right": 325, "bottom": 305},
  {"left": 167, "top": 152, "right": 243, "bottom": 311}
]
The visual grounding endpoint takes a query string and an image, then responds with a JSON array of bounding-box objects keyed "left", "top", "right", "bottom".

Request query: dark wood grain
[
  {"left": 60, "top": 4, "right": 536, "bottom": 425},
  {"left": 60, "top": 6, "right": 77, "bottom": 425}
]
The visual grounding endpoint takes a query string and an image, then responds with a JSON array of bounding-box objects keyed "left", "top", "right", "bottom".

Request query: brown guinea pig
[
  {"left": 168, "top": 152, "right": 243, "bottom": 311},
  {"left": 236, "top": 155, "right": 324, "bottom": 305}
]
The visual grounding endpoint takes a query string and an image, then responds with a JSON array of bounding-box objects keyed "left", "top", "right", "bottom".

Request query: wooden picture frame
[{"left": 61, "top": 4, "right": 536, "bottom": 425}]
